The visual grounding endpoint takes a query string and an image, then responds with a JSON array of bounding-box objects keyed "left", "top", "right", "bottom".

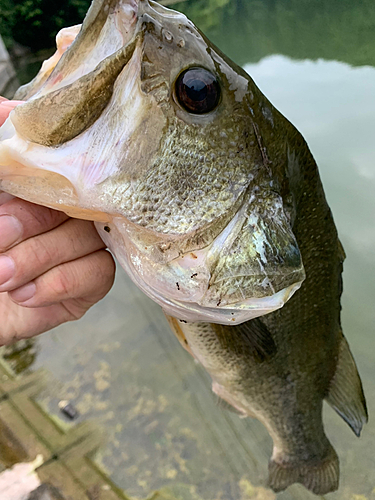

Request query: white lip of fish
[{"left": 0, "top": 0, "right": 305, "bottom": 325}]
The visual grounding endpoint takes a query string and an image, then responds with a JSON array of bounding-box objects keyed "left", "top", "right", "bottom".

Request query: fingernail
[
  {"left": 0, "top": 193, "right": 15, "bottom": 205},
  {"left": 10, "top": 282, "right": 36, "bottom": 303},
  {"left": 0, "top": 215, "right": 23, "bottom": 249},
  {"left": 0, "top": 255, "right": 15, "bottom": 286},
  {"left": 0, "top": 100, "right": 24, "bottom": 108}
]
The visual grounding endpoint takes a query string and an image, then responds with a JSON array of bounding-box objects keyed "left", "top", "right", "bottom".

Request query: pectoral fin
[
  {"left": 213, "top": 318, "right": 277, "bottom": 363},
  {"left": 326, "top": 334, "right": 368, "bottom": 436}
]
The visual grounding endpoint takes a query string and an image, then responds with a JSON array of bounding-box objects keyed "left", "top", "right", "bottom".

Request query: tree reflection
[{"left": 180, "top": 0, "right": 375, "bottom": 67}]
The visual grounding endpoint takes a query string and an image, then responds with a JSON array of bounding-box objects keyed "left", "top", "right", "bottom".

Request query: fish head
[{"left": 0, "top": 0, "right": 305, "bottom": 324}]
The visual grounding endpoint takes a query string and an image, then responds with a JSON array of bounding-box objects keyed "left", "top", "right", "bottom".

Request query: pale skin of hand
[{"left": 0, "top": 98, "right": 116, "bottom": 345}]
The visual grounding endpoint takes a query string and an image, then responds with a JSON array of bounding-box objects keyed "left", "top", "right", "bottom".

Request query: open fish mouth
[{"left": 0, "top": 0, "right": 305, "bottom": 324}]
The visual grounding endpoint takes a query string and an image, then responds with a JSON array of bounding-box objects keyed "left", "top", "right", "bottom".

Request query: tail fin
[
  {"left": 268, "top": 445, "right": 339, "bottom": 494},
  {"left": 326, "top": 335, "right": 368, "bottom": 436}
]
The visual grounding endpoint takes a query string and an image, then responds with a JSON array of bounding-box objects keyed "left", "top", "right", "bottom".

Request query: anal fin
[{"left": 326, "top": 334, "right": 368, "bottom": 436}]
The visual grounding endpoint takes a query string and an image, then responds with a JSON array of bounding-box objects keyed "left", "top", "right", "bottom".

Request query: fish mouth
[{"left": 8, "top": 1, "right": 142, "bottom": 148}]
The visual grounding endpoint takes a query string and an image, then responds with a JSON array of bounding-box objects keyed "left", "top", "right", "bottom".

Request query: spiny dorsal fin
[{"left": 326, "top": 335, "right": 368, "bottom": 436}]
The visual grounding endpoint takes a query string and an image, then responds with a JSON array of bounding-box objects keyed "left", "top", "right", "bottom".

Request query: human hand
[
  {"left": 0, "top": 196, "right": 116, "bottom": 345},
  {"left": 0, "top": 97, "right": 23, "bottom": 123},
  {"left": 0, "top": 99, "right": 116, "bottom": 345}
]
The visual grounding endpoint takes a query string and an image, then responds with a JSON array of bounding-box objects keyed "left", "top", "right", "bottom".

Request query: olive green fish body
[{"left": 167, "top": 104, "right": 367, "bottom": 494}]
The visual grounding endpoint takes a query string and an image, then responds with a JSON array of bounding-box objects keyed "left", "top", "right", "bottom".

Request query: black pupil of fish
[{"left": 176, "top": 68, "right": 220, "bottom": 114}]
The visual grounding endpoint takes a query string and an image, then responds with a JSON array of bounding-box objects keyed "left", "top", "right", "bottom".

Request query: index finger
[{"left": 0, "top": 99, "right": 25, "bottom": 126}]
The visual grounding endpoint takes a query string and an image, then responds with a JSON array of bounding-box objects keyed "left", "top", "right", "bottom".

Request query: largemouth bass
[{"left": 0, "top": 0, "right": 367, "bottom": 494}]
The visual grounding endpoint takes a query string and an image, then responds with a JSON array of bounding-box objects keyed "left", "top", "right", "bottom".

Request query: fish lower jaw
[
  {"left": 96, "top": 221, "right": 304, "bottom": 325},
  {"left": 137, "top": 250, "right": 303, "bottom": 325},
  {"left": 125, "top": 255, "right": 303, "bottom": 324},
  {"left": 158, "top": 281, "right": 303, "bottom": 325}
]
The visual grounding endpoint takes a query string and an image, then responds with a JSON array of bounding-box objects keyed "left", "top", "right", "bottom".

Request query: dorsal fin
[
  {"left": 326, "top": 335, "right": 368, "bottom": 436},
  {"left": 338, "top": 238, "right": 346, "bottom": 262}
]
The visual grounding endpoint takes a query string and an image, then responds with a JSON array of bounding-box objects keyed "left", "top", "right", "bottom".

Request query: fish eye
[{"left": 175, "top": 67, "right": 221, "bottom": 114}]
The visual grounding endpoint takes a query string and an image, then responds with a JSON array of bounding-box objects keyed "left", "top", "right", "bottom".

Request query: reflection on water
[
  {"left": 14, "top": 0, "right": 375, "bottom": 84},
  {"left": 181, "top": 0, "right": 375, "bottom": 67},
  {"left": 2, "top": 0, "right": 375, "bottom": 499}
]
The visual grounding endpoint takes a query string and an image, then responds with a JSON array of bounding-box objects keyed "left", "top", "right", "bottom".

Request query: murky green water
[{"left": 4, "top": 1, "right": 375, "bottom": 499}]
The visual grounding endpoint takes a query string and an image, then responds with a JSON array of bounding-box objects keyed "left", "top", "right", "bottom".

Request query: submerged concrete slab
[{"left": 0, "top": 362, "right": 128, "bottom": 500}]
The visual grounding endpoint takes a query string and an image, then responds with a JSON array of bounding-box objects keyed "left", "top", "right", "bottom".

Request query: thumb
[{"left": 0, "top": 99, "right": 25, "bottom": 126}]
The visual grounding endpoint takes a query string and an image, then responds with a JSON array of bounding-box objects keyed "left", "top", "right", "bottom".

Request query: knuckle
[
  {"left": 64, "top": 301, "right": 89, "bottom": 321},
  {"left": 49, "top": 265, "right": 77, "bottom": 299},
  {"left": 41, "top": 251, "right": 115, "bottom": 304},
  {"left": 27, "top": 237, "right": 59, "bottom": 270},
  {"left": 66, "top": 220, "right": 93, "bottom": 254}
]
